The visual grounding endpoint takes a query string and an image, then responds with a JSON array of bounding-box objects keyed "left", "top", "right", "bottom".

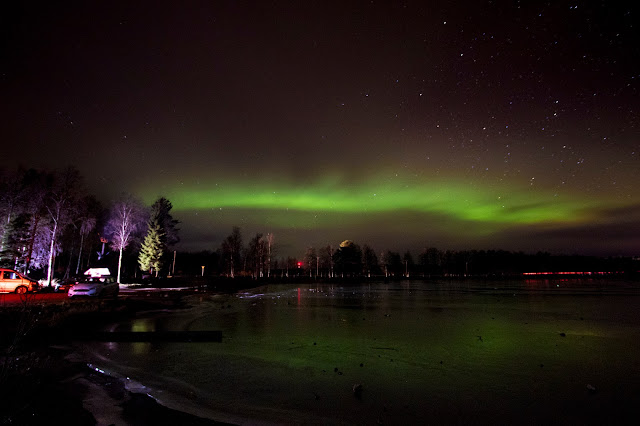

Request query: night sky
[{"left": 2, "top": 1, "right": 638, "bottom": 257}]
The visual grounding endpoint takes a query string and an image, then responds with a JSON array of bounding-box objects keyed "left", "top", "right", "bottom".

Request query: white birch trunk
[
  {"left": 46, "top": 222, "right": 57, "bottom": 286},
  {"left": 76, "top": 232, "right": 85, "bottom": 275},
  {"left": 117, "top": 246, "right": 123, "bottom": 283}
]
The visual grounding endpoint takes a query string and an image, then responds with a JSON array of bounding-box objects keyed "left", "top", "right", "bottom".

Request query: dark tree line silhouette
[
  {"left": 180, "top": 227, "right": 638, "bottom": 280},
  {"left": 2, "top": 167, "right": 637, "bottom": 284}
]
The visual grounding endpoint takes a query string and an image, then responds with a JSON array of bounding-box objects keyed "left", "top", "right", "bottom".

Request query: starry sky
[{"left": 2, "top": 1, "right": 639, "bottom": 257}]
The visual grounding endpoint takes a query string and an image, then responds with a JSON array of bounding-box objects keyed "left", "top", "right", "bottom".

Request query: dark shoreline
[
  {"left": 0, "top": 292, "right": 234, "bottom": 425},
  {"left": 1, "top": 346, "right": 231, "bottom": 425}
]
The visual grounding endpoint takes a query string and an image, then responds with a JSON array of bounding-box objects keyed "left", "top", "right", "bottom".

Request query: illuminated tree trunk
[
  {"left": 44, "top": 167, "right": 83, "bottom": 285},
  {"left": 117, "top": 246, "right": 123, "bottom": 284},
  {"left": 266, "top": 233, "right": 273, "bottom": 278},
  {"left": 76, "top": 232, "right": 85, "bottom": 275},
  {"left": 24, "top": 214, "right": 40, "bottom": 274},
  {"left": 46, "top": 220, "right": 58, "bottom": 286}
]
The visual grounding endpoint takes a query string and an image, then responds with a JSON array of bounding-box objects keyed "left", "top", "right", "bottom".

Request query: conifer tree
[
  {"left": 0, "top": 213, "right": 31, "bottom": 270},
  {"left": 150, "top": 197, "right": 179, "bottom": 247},
  {"left": 138, "top": 219, "right": 164, "bottom": 277},
  {"left": 149, "top": 197, "right": 179, "bottom": 275}
]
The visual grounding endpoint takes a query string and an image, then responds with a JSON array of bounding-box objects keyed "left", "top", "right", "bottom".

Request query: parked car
[
  {"left": 0, "top": 268, "right": 40, "bottom": 294},
  {"left": 68, "top": 275, "right": 119, "bottom": 298},
  {"left": 54, "top": 277, "right": 79, "bottom": 293}
]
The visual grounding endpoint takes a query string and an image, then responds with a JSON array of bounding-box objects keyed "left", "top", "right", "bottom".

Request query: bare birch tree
[
  {"left": 43, "top": 167, "right": 82, "bottom": 286},
  {"left": 221, "top": 226, "right": 243, "bottom": 278},
  {"left": 105, "top": 195, "right": 146, "bottom": 283},
  {"left": 266, "top": 233, "right": 274, "bottom": 278},
  {"left": 21, "top": 169, "right": 50, "bottom": 274},
  {"left": 74, "top": 195, "right": 101, "bottom": 275}
]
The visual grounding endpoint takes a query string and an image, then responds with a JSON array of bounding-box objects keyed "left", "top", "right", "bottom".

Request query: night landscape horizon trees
[
  {"left": 1, "top": 165, "right": 636, "bottom": 283},
  {"left": 2, "top": 4, "right": 640, "bottom": 425}
]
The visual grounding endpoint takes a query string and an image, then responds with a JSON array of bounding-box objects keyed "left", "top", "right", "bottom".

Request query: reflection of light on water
[
  {"left": 237, "top": 292, "right": 265, "bottom": 299},
  {"left": 88, "top": 362, "right": 149, "bottom": 394},
  {"left": 133, "top": 341, "right": 151, "bottom": 354},
  {"left": 132, "top": 319, "right": 155, "bottom": 332},
  {"left": 131, "top": 319, "right": 155, "bottom": 355}
]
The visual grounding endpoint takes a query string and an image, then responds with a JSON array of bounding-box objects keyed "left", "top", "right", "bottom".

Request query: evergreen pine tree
[
  {"left": 0, "top": 213, "right": 31, "bottom": 270},
  {"left": 149, "top": 197, "right": 179, "bottom": 275},
  {"left": 138, "top": 219, "right": 165, "bottom": 276},
  {"left": 151, "top": 197, "right": 179, "bottom": 247}
]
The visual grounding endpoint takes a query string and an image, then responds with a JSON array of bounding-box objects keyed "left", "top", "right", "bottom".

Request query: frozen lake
[{"left": 79, "top": 279, "right": 640, "bottom": 424}]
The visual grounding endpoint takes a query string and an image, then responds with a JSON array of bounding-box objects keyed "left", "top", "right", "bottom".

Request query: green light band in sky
[{"left": 143, "top": 176, "right": 603, "bottom": 227}]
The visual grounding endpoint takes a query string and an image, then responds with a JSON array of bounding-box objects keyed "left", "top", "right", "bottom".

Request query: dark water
[{"left": 79, "top": 280, "right": 640, "bottom": 425}]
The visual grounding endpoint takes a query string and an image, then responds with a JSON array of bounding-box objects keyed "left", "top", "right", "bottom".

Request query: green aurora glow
[{"left": 140, "top": 174, "right": 618, "bottom": 228}]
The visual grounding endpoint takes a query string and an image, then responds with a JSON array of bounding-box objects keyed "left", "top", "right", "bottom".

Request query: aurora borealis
[{"left": 2, "top": 1, "right": 638, "bottom": 256}]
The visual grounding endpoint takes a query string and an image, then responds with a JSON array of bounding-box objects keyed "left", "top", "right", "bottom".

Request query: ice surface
[{"left": 78, "top": 280, "right": 640, "bottom": 424}]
